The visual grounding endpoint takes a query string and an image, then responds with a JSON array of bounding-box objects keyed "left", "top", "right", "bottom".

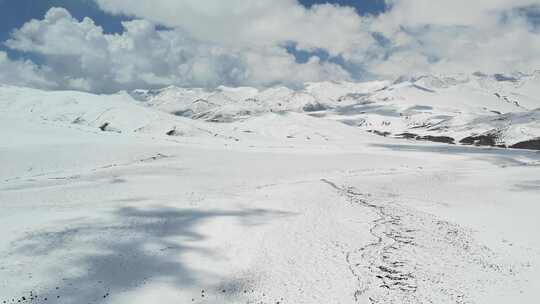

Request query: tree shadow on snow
[{"left": 7, "top": 206, "right": 292, "bottom": 303}]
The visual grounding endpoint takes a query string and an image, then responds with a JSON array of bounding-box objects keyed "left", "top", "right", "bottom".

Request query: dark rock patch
[
  {"left": 510, "top": 139, "right": 540, "bottom": 150},
  {"left": 417, "top": 135, "right": 455, "bottom": 144},
  {"left": 166, "top": 127, "right": 177, "bottom": 136},
  {"left": 98, "top": 122, "right": 121, "bottom": 133},
  {"left": 395, "top": 132, "right": 418, "bottom": 139},
  {"left": 395, "top": 132, "right": 454, "bottom": 144},
  {"left": 302, "top": 102, "right": 329, "bottom": 112},
  {"left": 172, "top": 109, "right": 194, "bottom": 117},
  {"left": 368, "top": 130, "right": 391, "bottom": 137},
  {"left": 99, "top": 122, "right": 109, "bottom": 131},
  {"left": 337, "top": 93, "right": 368, "bottom": 102},
  {"left": 460, "top": 133, "right": 503, "bottom": 147}
]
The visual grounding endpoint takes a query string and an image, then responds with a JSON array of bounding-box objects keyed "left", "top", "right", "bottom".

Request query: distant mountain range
[{"left": 2, "top": 71, "right": 539, "bottom": 150}]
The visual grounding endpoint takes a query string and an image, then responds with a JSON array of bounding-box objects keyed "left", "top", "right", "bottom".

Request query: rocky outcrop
[{"left": 510, "top": 139, "right": 540, "bottom": 150}]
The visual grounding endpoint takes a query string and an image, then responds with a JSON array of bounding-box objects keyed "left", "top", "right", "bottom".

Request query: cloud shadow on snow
[{"left": 6, "top": 205, "right": 291, "bottom": 303}]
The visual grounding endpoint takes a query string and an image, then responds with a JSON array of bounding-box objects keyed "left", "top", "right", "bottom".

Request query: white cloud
[
  {"left": 2, "top": 1, "right": 540, "bottom": 92},
  {"left": 381, "top": 0, "right": 540, "bottom": 28},
  {"left": 0, "top": 51, "right": 56, "bottom": 89},
  {"left": 362, "top": 0, "right": 540, "bottom": 77},
  {"left": 5, "top": 7, "right": 351, "bottom": 92},
  {"left": 94, "top": 0, "right": 374, "bottom": 56}
]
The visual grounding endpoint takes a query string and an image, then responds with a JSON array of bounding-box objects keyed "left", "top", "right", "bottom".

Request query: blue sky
[
  {"left": 300, "top": 0, "right": 387, "bottom": 15},
  {"left": 0, "top": 0, "right": 124, "bottom": 59}
]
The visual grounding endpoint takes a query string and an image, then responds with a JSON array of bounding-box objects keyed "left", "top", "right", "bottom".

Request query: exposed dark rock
[
  {"left": 460, "top": 133, "right": 501, "bottom": 147},
  {"left": 237, "top": 110, "right": 252, "bottom": 116},
  {"left": 417, "top": 135, "right": 455, "bottom": 144},
  {"left": 302, "top": 102, "right": 328, "bottom": 112},
  {"left": 99, "top": 122, "right": 109, "bottom": 131},
  {"left": 337, "top": 93, "right": 368, "bottom": 102},
  {"left": 395, "top": 133, "right": 454, "bottom": 144},
  {"left": 368, "top": 130, "right": 391, "bottom": 137},
  {"left": 98, "top": 122, "right": 121, "bottom": 133},
  {"left": 510, "top": 139, "right": 540, "bottom": 150},
  {"left": 172, "top": 109, "right": 194, "bottom": 117},
  {"left": 395, "top": 132, "right": 418, "bottom": 139}
]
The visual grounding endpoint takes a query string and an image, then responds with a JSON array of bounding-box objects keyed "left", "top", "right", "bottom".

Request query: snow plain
[{"left": 1, "top": 76, "right": 540, "bottom": 303}]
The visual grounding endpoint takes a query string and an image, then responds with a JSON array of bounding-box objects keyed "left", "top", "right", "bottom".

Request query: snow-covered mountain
[
  {"left": 128, "top": 72, "right": 540, "bottom": 149},
  {"left": 2, "top": 71, "right": 539, "bottom": 150},
  {"left": 130, "top": 81, "right": 389, "bottom": 122}
]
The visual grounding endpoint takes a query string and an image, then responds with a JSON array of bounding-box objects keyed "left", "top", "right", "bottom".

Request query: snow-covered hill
[
  {"left": 130, "top": 81, "right": 389, "bottom": 122},
  {"left": 2, "top": 71, "right": 538, "bottom": 150},
  {"left": 128, "top": 72, "right": 540, "bottom": 150}
]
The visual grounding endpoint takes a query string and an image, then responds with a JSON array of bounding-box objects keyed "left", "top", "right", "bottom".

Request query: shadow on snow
[{"left": 6, "top": 205, "right": 292, "bottom": 303}]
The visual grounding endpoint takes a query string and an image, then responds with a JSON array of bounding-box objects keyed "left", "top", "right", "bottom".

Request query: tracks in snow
[{"left": 322, "top": 179, "right": 524, "bottom": 304}]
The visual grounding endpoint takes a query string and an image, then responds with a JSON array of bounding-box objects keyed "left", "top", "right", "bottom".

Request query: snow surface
[{"left": 1, "top": 75, "right": 540, "bottom": 303}]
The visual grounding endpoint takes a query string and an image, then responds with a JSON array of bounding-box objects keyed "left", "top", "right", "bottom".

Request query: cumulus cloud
[
  {"left": 94, "top": 0, "right": 374, "bottom": 56},
  {"left": 2, "top": 1, "right": 540, "bottom": 92},
  {"left": 381, "top": 0, "right": 540, "bottom": 28},
  {"left": 361, "top": 0, "right": 540, "bottom": 77},
  {"left": 5, "top": 7, "right": 351, "bottom": 92},
  {"left": 0, "top": 51, "right": 56, "bottom": 89},
  {"left": 94, "top": 0, "right": 540, "bottom": 77}
]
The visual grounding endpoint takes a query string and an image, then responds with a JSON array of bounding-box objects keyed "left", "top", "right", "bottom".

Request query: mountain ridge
[{"left": 1, "top": 71, "right": 539, "bottom": 150}]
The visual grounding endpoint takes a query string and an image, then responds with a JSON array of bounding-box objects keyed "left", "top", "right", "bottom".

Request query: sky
[{"left": 0, "top": 0, "right": 539, "bottom": 93}]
